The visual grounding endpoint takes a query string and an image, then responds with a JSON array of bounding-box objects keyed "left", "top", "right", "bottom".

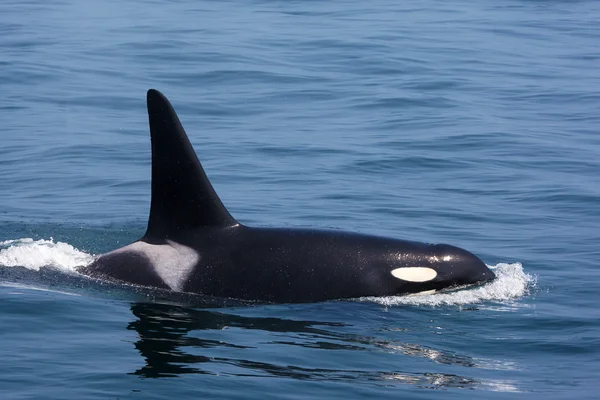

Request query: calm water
[{"left": 1, "top": 0, "right": 599, "bottom": 398}]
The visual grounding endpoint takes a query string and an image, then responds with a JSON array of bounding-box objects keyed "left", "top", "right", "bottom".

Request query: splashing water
[
  {"left": 0, "top": 238, "right": 95, "bottom": 272},
  {"left": 362, "top": 263, "right": 535, "bottom": 307}
]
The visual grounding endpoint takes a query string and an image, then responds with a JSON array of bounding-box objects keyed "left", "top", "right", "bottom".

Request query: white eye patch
[{"left": 391, "top": 267, "right": 437, "bottom": 282}]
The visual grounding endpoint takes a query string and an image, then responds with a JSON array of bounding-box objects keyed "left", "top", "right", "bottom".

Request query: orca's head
[
  {"left": 390, "top": 244, "right": 495, "bottom": 293},
  {"left": 428, "top": 244, "right": 495, "bottom": 288}
]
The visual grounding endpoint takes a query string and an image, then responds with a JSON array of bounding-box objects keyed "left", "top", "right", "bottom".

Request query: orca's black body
[{"left": 82, "top": 89, "right": 495, "bottom": 303}]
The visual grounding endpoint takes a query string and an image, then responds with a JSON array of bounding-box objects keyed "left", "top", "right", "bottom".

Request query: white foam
[
  {"left": 361, "top": 263, "right": 534, "bottom": 307},
  {"left": 0, "top": 238, "right": 94, "bottom": 272}
]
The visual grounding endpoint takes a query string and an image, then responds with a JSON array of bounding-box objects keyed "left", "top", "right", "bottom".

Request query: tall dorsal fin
[{"left": 144, "top": 89, "right": 237, "bottom": 239}]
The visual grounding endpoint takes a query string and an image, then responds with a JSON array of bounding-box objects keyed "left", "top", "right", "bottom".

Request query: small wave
[
  {"left": 361, "top": 263, "right": 534, "bottom": 307},
  {"left": 0, "top": 238, "right": 94, "bottom": 272}
]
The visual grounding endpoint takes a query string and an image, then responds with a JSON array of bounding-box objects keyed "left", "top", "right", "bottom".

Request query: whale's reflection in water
[{"left": 127, "top": 302, "right": 518, "bottom": 391}]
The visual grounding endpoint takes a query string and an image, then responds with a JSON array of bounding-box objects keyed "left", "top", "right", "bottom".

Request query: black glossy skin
[
  {"left": 85, "top": 225, "right": 494, "bottom": 303},
  {"left": 82, "top": 89, "right": 495, "bottom": 304},
  {"left": 187, "top": 227, "right": 495, "bottom": 302}
]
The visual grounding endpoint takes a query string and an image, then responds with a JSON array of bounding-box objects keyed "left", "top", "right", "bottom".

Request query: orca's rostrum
[{"left": 81, "top": 89, "right": 495, "bottom": 303}]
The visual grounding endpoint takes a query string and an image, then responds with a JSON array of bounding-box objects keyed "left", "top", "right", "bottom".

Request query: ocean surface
[{"left": 1, "top": 0, "right": 599, "bottom": 398}]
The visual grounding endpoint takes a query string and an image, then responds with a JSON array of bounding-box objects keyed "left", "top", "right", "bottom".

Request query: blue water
[{"left": 1, "top": 0, "right": 599, "bottom": 398}]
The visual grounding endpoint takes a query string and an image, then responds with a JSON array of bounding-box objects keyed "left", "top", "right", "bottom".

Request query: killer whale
[{"left": 81, "top": 89, "right": 495, "bottom": 303}]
